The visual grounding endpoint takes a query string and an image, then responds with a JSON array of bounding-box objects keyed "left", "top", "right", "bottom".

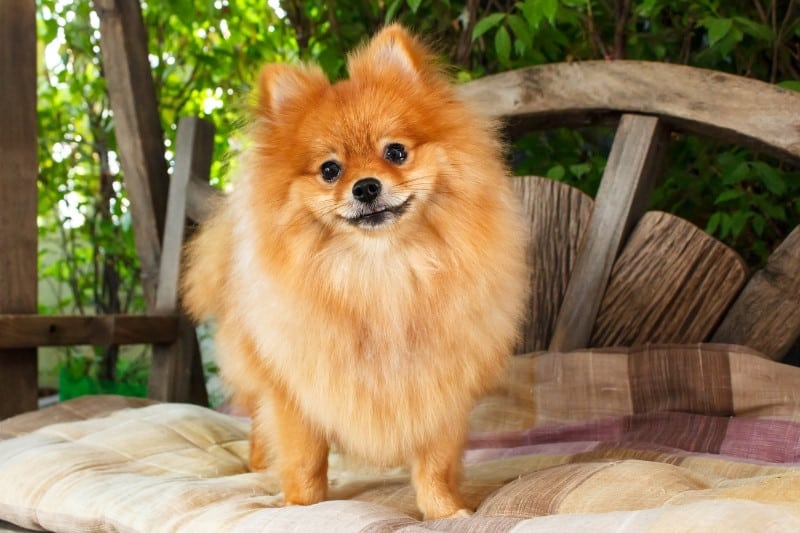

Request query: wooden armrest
[{"left": 0, "top": 314, "right": 179, "bottom": 348}]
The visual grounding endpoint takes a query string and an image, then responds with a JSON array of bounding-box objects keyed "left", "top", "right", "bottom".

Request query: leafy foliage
[{"left": 468, "top": 0, "right": 799, "bottom": 266}]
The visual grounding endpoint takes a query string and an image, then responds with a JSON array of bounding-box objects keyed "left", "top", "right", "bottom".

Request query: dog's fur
[{"left": 182, "top": 25, "right": 529, "bottom": 519}]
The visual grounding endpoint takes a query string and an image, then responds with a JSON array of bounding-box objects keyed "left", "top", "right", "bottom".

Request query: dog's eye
[
  {"left": 384, "top": 143, "right": 407, "bottom": 165},
  {"left": 320, "top": 160, "right": 342, "bottom": 183}
]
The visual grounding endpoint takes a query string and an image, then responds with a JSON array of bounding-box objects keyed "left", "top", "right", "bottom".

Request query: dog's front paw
[
  {"left": 449, "top": 508, "right": 473, "bottom": 519},
  {"left": 282, "top": 479, "right": 327, "bottom": 507},
  {"left": 422, "top": 505, "right": 474, "bottom": 520},
  {"left": 283, "top": 495, "right": 323, "bottom": 507}
]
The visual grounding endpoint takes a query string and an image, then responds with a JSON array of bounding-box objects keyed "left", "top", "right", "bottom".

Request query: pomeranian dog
[{"left": 182, "top": 24, "right": 529, "bottom": 519}]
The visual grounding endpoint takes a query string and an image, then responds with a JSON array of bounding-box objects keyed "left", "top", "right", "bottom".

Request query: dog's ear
[
  {"left": 347, "top": 24, "right": 439, "bottom": 82},
  {"left": 256, "top": 63, "right": 329, "bottom": 118}
]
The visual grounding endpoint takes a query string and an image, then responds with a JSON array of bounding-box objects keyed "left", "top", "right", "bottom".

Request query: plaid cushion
[{"left": 1, "top": 344, "right": 799, "bottom": 532}]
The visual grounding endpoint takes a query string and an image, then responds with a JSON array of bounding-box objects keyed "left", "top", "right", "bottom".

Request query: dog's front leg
[
  {"left": 264, "top": 391, "right": 329, "bottom": 506},
  {"left": 411, "top": 423, "right": 471, "bottom": 520}
]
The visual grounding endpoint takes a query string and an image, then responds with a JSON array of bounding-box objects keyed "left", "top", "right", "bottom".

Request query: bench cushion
[{"left": 1, "top": 344, "right": 800, "bottom": 532}]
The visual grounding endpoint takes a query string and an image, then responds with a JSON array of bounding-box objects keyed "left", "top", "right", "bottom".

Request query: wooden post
[
  {"left": 94, "top": 1, "right": 208, "bottom": 403},
  {"left": 93, "top": 0, "right": 169, "bottom": 307},
  {"left": 0, "top": 0, "right": 38, "bottom": 418},
  {"left": 549, "top": 114, "right": 669, "bottom": 352},
  {"left": 149, "top": 117, "right": 214, "bottom": 404}
]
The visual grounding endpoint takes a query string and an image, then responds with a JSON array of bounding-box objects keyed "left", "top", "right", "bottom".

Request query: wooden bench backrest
[{"left": 460, "top": 61, "right": 800, "bottom": 356}]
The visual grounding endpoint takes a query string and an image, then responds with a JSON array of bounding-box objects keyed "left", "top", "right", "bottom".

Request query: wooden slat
[
  {"left": 93, "top": 0, "right": 169, "bottom": 307},
  {"left": 149, "top": 117, "right": 213, "bottom": 404},
  {"left": 549, "top": 114, "right": 669, "bottom": 352},
  {"left": 155, "top": 117, "right": 215, "bottom": 313},
  {"left": 510, "top": 176, "right": 593, "bottom": 352},
  {"left": 458, "top": 61, "right": 800, "bottom": 164},
  {"left": 712, "top": 226, "right": 800, "bottom": 360},
  {"left": 0, "top": 315, "right": 179, "bottom": 349},
  {"left": 591, "top": 211, "right": 748, "bottom": 346},
  {"left": 0, "top": 0, "right": 38, "bottom": 418}
]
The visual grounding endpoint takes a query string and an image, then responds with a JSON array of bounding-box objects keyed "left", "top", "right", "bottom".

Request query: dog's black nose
[{"left": 352, "top": 177, "right": 382, "bottom": 203}]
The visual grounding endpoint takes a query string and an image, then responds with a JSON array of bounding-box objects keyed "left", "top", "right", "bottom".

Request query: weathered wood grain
[
  {"left": 149, "top": 117, "right": 213, "bottom": 405},
  {"left": 0, "top": 315, "right": 179, "bottom": 349},
  {"left": 591, "top": 211, "right": 748, "bottom": 347},
  {"left": 549, "top": 114, "right": 669, "bottom": 352},
  {"left": 510, "top": 176, "right": 593, "bottom": 352},
  {"left": 0, "top": 0, "right": 38, "bottom": 418},
  {"left": 93, "top": 0, "right": 169, "bottom": 307},
  {"left": 712, "top": 226, "right": 800, "bottom": 360},
  {"left": 155, "top": 117, "right": 215, "bottom": 313},
  {"left": 458, "top": 61, "right": 800, "bottom": 164}
]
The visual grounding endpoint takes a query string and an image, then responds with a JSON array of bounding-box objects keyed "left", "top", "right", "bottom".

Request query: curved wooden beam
[{"left": 458, "top": 61, "right": 800, "bottom": 164}]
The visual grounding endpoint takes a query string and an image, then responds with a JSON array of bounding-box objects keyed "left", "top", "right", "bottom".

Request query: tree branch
[
  {"left": 752, "top": 0, "right": 768, "bottom": 23},
  {"left": 585, "top": 1, "right": 610, "bottom": 59},
  {"left": 613, "top": 0, "right": 632, "bottom": 59},
  {"left": 455, "top": 0, "right": 480, "bottom": 67},
  {"left": 772, "top": 0, "right": 796, "bottom": 83}
]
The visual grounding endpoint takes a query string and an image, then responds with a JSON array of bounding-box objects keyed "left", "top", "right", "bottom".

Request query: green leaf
[
  {"left": 718, "top": 212, "right": 733, "bottom": 239},
  {"left": 730, "top": 210, "right": 750, "bottom": 237},
  {"left": 636, "top": 0, "right": 661, "bottom": 16},
  {"left": 506, "top": 14, "right": 532, "bottom": 49},
  {"left": 406, "top": 0, "right": 421, "bottom": 14},
  {"left": 542, "top": 0, "right": 558, "bottom": 24},
  {"left": 173, "top": 0, "right": 195, "bottom": 25},
  {"left": 569, "top": 163, "right": 591, "bottom": 178},
  {"left": 752, "top": 214, "right": 766, "bottom": 236},
  {"left": 722, "top": 162, "right": 750, "bottom": 185},
  {"left": 733, "top": 16, "right": 774, "bottom": 42},
  {"left": 384, "top": 0, "right": 402, "bottom": 23},
  {"left": 561, "top": 0, "right": 589, "bottom": 8},
  {"left": 472, "top": 13, "right": 506, "bottom": 41},
  {"left": 495, "top": 26, "right": 512, "bottom": 66},
  {"left": 703, "top": 17, "right": 733, "bottom": 46},
  {"left": 706, "top": 212, "right": 722, "bottom": 235},
  {"left": 515, "top": 39, "right": 527, "bottom": 57},
  {"left": 517, "top": 0, "right": 543, "bottom": 29},
  {"left": 762, "top": 203, "right": 787, "bottom": 221},
  {"left": 752, "top": 162, "right": 787, "bottom": 195},
  {"left": 547, "top": 164, "right": 566, "bottom": 180},
  {"left": 778, "top": 80, "right": 800, "bottom": 92},
  {"left": 714, "top": 189, "right": 742, "bottom": 204}
]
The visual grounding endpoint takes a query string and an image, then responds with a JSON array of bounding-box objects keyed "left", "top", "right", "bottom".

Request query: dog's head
[{"left": 245, "top": 25, "right": 495, "bottom": 238}]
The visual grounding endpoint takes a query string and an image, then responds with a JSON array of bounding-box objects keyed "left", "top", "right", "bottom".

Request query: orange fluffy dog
[{"left": 182, "top": 25, "right": 529, "bottom": 519}]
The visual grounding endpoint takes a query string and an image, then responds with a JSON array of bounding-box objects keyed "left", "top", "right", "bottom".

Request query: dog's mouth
[{"left": 342, "top": 195, "right": 414, "bottom": 229}]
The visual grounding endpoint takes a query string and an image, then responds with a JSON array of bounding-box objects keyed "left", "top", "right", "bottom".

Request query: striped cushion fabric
[{"left": 1, "top": 344, "right": 799, "bottom": 532}]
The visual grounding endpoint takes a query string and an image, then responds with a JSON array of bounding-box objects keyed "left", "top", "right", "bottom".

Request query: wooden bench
[
  {"left": 459, "top": 61, "right": 800, "bottom": 358},
  {"left": 1, "top": 59, "right": 798, "bottom": 418}
]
